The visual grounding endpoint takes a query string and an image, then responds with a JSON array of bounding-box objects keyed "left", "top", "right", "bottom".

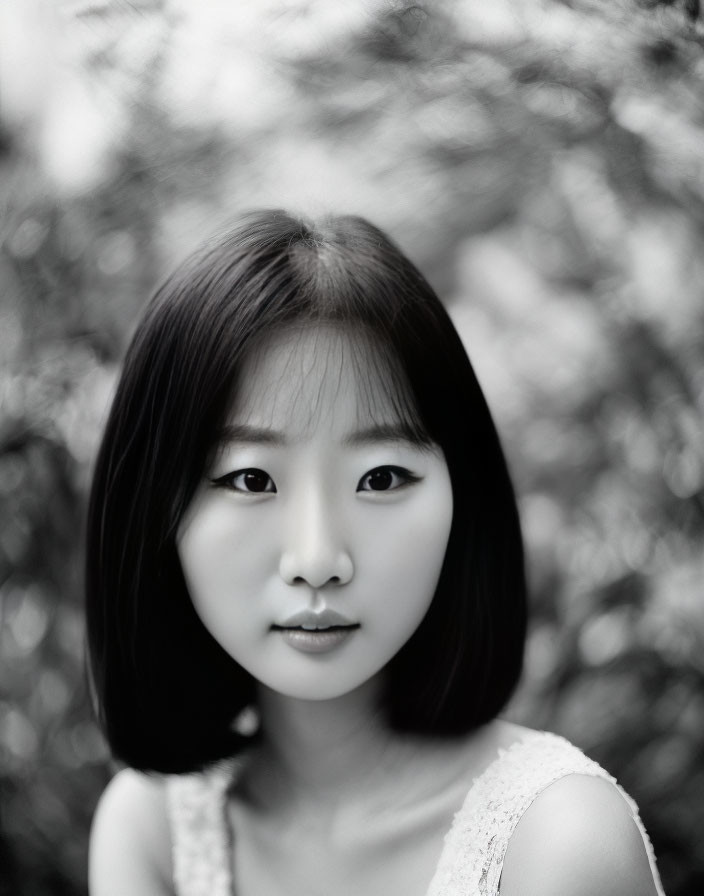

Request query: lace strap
[
  {"left": 426, "top": 731, "right": 665, "bottom": 896},
  {"left": 165, "top": 761, "right": 236, "bottom": 896}
]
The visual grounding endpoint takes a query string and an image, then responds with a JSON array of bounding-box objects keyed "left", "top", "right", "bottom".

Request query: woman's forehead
[{"left": 227, "top": 325, "right": 416, "bottom": 435}]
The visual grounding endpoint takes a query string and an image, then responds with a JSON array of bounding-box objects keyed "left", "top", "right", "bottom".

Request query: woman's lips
[
  {"left": 272, "top": 624, "right": 360, "bottom": 654},
  {"left": 271, "top": 606, "right": 360, "bottom": 654}
]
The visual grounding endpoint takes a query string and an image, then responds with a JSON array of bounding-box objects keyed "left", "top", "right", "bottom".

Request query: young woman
[{"left": 86, "top": 210, "right": 665, "bottom": 895}]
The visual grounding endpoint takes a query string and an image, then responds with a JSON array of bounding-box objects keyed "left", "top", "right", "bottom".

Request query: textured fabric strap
[
  {"left": 426, "top": 731, "right": 665, "bottom": 896},
  {"left": 166, "top": 760, "right": 236, "bottom": 896}
]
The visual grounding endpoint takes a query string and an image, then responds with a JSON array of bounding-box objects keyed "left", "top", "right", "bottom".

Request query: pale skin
[{"left": 89, "top": 327, "right": 659, "bottom": 896}]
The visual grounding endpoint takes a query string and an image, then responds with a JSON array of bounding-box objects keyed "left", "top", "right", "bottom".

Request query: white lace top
[{"left": 165, "top": 730, "right": 665, "bottom": 896}]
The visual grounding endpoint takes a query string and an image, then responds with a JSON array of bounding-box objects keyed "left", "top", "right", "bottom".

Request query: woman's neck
[
  {"left": 250, "top": 676, "right": 408, "bottom": 809},
  {"left": 240, "top": 680, "right": 513, "bottom": 822}
]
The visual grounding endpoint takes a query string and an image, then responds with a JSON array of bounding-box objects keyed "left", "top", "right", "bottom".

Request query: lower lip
[{"left": 276, "top": 627, "right": 358, "bottom": 654}]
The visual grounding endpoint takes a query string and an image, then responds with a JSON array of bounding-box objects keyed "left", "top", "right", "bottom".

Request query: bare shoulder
[
  {"left": 499, "top": 773, "right": 660, "bottom": 896},
  {"left": 89, "top": 768, "right": 173, "bottom": 896}
]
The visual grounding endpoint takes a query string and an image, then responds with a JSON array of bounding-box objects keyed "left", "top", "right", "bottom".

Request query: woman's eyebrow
[
  {"left": 343, "top": 422, "right": 430, "bottom": 447},
  {"left": 216, "top": 423, "right": 287, "bottom": 446}
]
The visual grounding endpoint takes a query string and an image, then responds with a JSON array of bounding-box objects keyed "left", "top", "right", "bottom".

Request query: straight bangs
[{"left": 219, "top": 322, "right": 437, "bottom": 462}]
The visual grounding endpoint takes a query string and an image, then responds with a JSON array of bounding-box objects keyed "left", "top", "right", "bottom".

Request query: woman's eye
[
  {"left": 356, "top": 466, "right": 418, "bottom": 492},
  {"left": 212, "top": 468, "right": 276, "bottom": 494}
]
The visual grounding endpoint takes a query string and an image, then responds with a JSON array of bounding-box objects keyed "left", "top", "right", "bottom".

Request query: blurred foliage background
[{"left": 1, "top": 0, "right": 703, "bottom": 893}]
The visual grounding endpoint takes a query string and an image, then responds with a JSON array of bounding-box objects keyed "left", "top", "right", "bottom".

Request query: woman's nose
[{"left": 278, "top": 488, "right": 354, "bottom": 589}]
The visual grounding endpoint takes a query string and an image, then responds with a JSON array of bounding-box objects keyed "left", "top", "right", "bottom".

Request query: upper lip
[{"left": 273, "top": 608, "right": 359, "bottom": 631}]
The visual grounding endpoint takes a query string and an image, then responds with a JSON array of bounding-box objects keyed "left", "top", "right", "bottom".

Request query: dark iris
[
  {"left": 243, "top": 470, "right": 271, "bottom": 492},
  {"left": 367, "top": 468, "right": 394, "bottom": 491}
]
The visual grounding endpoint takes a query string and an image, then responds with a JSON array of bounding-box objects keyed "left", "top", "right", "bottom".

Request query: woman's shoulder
[
  {"left": 500, "top": 772, "right": 660, "bottom": 896},
  {"left": 89, "top": 768, "right": 173, "bottom": 896},
  {"left": 490, "top": 727, "right": 662, "bottom": 896}
]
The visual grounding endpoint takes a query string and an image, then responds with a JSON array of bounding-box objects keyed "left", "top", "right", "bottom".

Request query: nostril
[{"left": 292, "top": 574, "right": 341, "bottom": 586}]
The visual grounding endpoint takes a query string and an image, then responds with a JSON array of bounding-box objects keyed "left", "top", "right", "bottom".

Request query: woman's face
[{"left": 177, "top": 326, "right": 453, "bottom": 701}]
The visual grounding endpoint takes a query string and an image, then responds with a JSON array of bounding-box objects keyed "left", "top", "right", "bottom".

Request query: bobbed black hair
[{"left": 85, "top": 209, "right": 526, "bottom": 773}]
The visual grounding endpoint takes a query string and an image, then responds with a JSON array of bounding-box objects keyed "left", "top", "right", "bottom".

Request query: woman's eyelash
[
  {"left": 210, "top": 468, "right": 277, "bottom": 494},
  {"left": 356, "top": 466, "right": 420, "bottom": 492}
]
